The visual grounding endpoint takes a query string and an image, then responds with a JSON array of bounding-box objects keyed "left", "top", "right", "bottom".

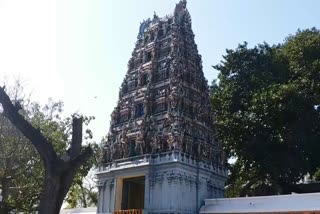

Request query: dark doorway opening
[
  {"left": 136, "top": 103, "right": 144, "bottom": 117},
  {"left": 121, "top": 176, "right": 145, "bottom": 210}
]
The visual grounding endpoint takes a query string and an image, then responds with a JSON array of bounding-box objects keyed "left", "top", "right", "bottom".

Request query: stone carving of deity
[
  {"left": 170, "top": 80, "right": 185, "bottom": 111},
  {"left": 171, "top": 117, "right": 180, "bottom": 131},
  {"left": 130, "top": 106, "right": 136, "bottom": 119},
  {"left": 164, "top": 112, "right": 173, "bottom": 128},
  {"left": 137, "top": 74, "right": 142, "bottom": 86},
  {"left": 120, "top": 130, "right": 128, "bottom": 158},
  {"left": 202, "top": 144, "right": 209, "bottom": 158},
  {"left": 104, "top": 134, "right": 113, "bottom": 162},
  {"left": 160, "top": 61, "right": 166, "bottom": 69},
  {"left": 159, "top": 89, "right": 166, "bottom": 97},
  {"left": 187, "top": 140, "right": 193, "bottom": 154},
  {"left": 112, "top": 143, "right": 120, "bottom": 160},
  {"left": 147, "top": 71, "right": 152, "bottom": 84},
  {"left": 149, "top": 115, "right": 158, "bottom": 132},
  {"left": 135, "top": 132, "right": 145, "bottom": 155},
  {"left": 151, "top": 134, "right": 161, "bottom": 153},
  {"left": 104, "top": 144, "right": 111, "bottom": 162},
  {"left": 169, "top": 87, "right": 179, "bottom": 110},
  {"left": 110, "top": 109, "right": 118, "bottom": 125},
  {"left": 143, "top": 95, "right": 149, "bottom": 115},
  {"left": 167, "top": 134, "right": 175, "bottom": 150}
]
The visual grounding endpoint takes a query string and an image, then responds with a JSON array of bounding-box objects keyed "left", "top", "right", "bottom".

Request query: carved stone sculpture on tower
[
  {"left": 97, "top": 2, "right": 227, "bottom": 214},
  {"left": 102, "top": 0, "right": 223, "bottom": 167}
]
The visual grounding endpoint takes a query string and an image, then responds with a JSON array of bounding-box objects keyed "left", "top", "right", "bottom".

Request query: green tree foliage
[
  {"left": 0, "top": 83, "right": 96, "bottom": 212},
  {"left": 65, "top": 139, "right": 102, "bottom": 208},
  {"left": 0, "top": 99, "right": 67, "bottom": 212},
  {"left": 211, "top": 28, "right": 320, "bottom": 196},
  {"left": 314, "top": 168, "right": 320, "bottom": 182},
  {"left": 65, "top": 170, "right": 98, "bottom": 209},
  {"left": 0, "top": 114, "right": 41, "bottom": 212}
]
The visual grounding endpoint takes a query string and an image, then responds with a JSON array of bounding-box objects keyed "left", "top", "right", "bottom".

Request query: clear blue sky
[{"left": 1, "top": 0, "right": 319, "bottom": 141}]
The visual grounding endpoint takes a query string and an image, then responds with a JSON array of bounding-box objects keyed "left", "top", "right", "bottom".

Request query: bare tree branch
[
  {"left": 68, "top": 146, "right": 93, "bottom": 171},
  {"left": 0, "top": 86, "right": 57, "bottom": 166},
  {"left": 70, "top": 117, "right": 82, "bottom": 159}
]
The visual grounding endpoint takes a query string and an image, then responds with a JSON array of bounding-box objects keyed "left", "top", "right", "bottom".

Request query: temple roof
[{"left": 200, "top": 193, "right": 320, "bottom": 213}]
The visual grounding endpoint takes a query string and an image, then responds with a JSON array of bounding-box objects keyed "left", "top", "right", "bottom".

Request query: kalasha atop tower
[{"left": 97, "top": 1, "right": 227, "bottom": 214}]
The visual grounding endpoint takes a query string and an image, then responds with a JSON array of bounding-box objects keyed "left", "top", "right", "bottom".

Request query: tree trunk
[
  {"left": 0, "top": 178, "right": 9, "bottom": 211},
  {"left": 38, "top": 173, "right": 61, "bottom": 213},
  {"left": 38, "top": 162, "right": 85, "bottom": 213},
  {"left": 39, "top": 174, "right": 68, "bottom": 213},
  {"left": 80, "top": 183, "right": 88, "bottom": 208}
]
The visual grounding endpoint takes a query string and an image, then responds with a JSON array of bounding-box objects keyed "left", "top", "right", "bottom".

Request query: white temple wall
[{"left": 97, "top": 152, "right": 227, "bottom": 214}]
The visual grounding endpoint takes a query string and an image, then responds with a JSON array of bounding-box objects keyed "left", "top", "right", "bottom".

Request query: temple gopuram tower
[{"left": 97, "top": 1, "right": 227, "bottom": 213}]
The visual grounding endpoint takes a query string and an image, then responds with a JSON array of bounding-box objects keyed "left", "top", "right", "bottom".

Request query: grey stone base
[{"left": 96, "top": 151, "right": 227, "bottom": 214}]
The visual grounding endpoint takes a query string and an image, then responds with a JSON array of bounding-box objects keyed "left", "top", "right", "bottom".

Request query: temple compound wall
[{"left": 97, "top": 1, "right": 227, "bottom": 214}]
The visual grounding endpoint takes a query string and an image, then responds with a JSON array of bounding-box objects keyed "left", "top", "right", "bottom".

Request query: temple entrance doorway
[{"left": 121, "top": 176, "right": 145, "bottom": 210}]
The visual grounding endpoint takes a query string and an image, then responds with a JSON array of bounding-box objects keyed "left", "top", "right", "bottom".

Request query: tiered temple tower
[{"left": 97, "top": 1, "right": 227, "bottom": 214}]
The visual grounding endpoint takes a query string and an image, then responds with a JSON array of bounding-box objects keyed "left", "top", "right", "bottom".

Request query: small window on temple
[
  {"left": 160, "top": 70, "right": 166, "bottom": 80},
  {"left": 141, "top": 74, "right": 147, "bottom": 86},
  {"left": 159, "top": 48, "right": 171, "bottom": 59},
  {"left": 128, "top": 80, "right": 136, "bottom": 91},
  {"left": 128, "top": 139, "right": 136, "bottom": 157},
  {"left": 158, "top": 29, "right": 164, "bottom": 37},
  {"left": 133, "top": 61, "right": 139, "bottom": 69},
  {"left": 150, "top": 33, "right": 155, "bottom": 41},
  {"left": 122, "top": 84, "right": 128, "bottom": 94},
  {"left": 120, "top": 112, "right": 129, "bottom": 123},
  {"left": 189, "top": 105, "right": 193, "bottom": 115},
  {"left": 155, "top": 101, "right": 166, "bottom": 113},
  {"left": 129, "top": 62, "right": 134, "bottom": 70},
  {"left": 144, "top": 35, "right": 149, "bottom": 44},
  {"left": 136, "top": 103, "right": 144, "bottom": 117},
  {"left": 166, "top": 25, "right": 171, "bottom": 34},
  {"left": 146, "top": 51, "right": 152, "bottom": 62},
  {"left": 185, "top": 73, "right": 191, "bottom": 83}
]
